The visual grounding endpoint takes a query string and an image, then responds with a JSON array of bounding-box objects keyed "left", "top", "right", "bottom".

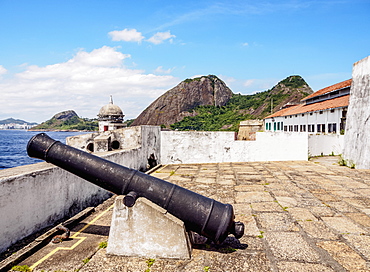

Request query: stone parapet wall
[
  {"left": 161, "top": 131, "right": 308, "bottom": 164},
  {"left": 0, "top": 126, "right": 161, "bottom": 254},
  {"left": 0, "top": 162, "right": 111, "bottom": 255},
  {"left": 308, "top": 134, "right": 345, "bottom": 157},
  {"left": 343, "top": 55, "right": 370, "bottom": 168}
]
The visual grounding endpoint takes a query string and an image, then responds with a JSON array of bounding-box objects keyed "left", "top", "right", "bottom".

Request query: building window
[
  {"left": 319, "top": 111, "right": 323, "bottom": 115},
  {"left": 280, "top": 122, "right": 284, "bottom": 130},
  {"left": 330, "top": 109, "right": 335, "bottom": 113},
  {"left": 302, "top": 114, "right": 305, "bottom": 116},
  {"left": 289, "top": 125, "right": 293, "bottom": 131},
  {"left": 274, "top": 122, "right": 277, "bottom": 131},
  {"left": 284, "top": 126, "right": 287, "bottom": 131},
  {"left": 308, "top": 124, "right": 314, "bottom": 132},
  {"left": 266, "top": 123, "right": 269, "bottom": 130},
  {"left": 332, "top": 123, "right": 337, "bottom": 133},
  {"left": 328, "top": 123, "right": 337, "bottom": 133},
  {"left": 294, "top": 125, "right": 298, "bottom": 132},
  {"left": 310, "top": 112, "right": 313, "bottom": 116},
  {"left": 318, "top": 124, "right": 325, "bottom": 133},
  {"left": 277, "top": 122, "right": 280, "bottom": 130}
]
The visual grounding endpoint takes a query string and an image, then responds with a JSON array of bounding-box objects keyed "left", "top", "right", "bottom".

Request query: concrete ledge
[
  {"left": 107, "top": 196, "right": 192, "bottom": 259},
  {"left": 0, "top": 206, "right": 95, "bottom": 272}
]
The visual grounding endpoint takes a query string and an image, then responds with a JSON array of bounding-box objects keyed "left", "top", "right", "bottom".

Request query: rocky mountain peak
[
  {"left": 131, "top": 75, "right": 233, "bottom": 127},
  {"left": 52, "top": 110, "right": 78, "bottom": 121}
]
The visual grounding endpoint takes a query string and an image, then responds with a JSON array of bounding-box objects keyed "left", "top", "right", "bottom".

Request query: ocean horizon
[{"left": 0, "top": 130, "right": 88, "bottom": 170}]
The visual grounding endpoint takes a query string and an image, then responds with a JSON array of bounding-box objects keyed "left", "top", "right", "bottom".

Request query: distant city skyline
[{"left": 0, "top": 0, "right": 369, "bottom": 123}]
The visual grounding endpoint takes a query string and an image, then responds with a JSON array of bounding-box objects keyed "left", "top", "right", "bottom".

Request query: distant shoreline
[{"left": 27, "top": 129, "right": 96, "bottom": 132}]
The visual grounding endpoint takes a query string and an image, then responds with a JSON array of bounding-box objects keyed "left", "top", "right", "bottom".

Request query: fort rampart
[{"left": 0, "top": 126, "right": 345, "bottom": 254}]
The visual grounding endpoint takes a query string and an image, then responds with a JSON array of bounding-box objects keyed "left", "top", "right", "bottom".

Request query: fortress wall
[
  {"left": 0, "top": 163, "right": 111, "bottom": 254},
  {"left": 308, "top": 134, "right": 345, "bottom": 157},
  {"left": 0, "top": 126, "right": 161, "bottom": 254},
  {"left": 343, "top": 56, "right": 370, "bottom": 168},
  {"left": 160, "top": 131, "right": 308, "bottom": 164},
  {"left": 0, "top": 123, "right": 348, "bottom": 254}
]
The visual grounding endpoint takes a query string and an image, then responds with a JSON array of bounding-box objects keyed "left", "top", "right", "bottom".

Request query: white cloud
[
  {"left": 0, "top": 46, "right": 179, "bottom": 123},
  {"left": 0, "top": 65, "right": 7, "bottom": 75},
  {"left": 147, "top": 31, "right": 176, "bottom": 45},
  {"left": 217, "top": 75, "right": 236, "bottom": 88},
  {"left": 243, "top": 79, "right": 254, "bottom": 87},
  {"left": 108, "top": 29, "right": 145, "bottom": 43},
  {"left": 109, "top": 29, "right": 176, "bottom": 45},
  {"left": 72, "top": 46, "right": 130, "bottom": 67},
  {"left": 154, "top": 66, "right": 174, "bottom": 74}
]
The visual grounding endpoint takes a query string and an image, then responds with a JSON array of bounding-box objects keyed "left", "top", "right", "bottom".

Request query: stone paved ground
[{"left": 7, "top": 157, "right": 370, "bottom": 271}]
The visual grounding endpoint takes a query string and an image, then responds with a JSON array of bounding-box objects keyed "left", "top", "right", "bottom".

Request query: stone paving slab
[
  {"left": 4, "top": 156, "right": 370, "bottom": 271},
  {"left": 266, "top": 232, "right": 320, "bottom": 262}
]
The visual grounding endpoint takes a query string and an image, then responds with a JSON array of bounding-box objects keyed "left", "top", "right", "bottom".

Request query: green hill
[
  {"left": 30, "top": 110, "right": 98, "bottom": 131},
  {"left": 170, "top": 75, "right": 313, "bottom": 132}
]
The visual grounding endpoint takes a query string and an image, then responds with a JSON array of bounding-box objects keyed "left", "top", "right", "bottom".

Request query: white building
[
  {"left": 97, "top": 96, "right": 126, "bottom": 132},
  {"left": 264, "top": 79, "right": 351, "bottom": 135},
  {"left": 0, "top": 123, "right": 36, "bottom": 130}
]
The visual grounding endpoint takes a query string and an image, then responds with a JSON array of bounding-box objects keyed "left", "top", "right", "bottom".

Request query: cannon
[{"left": 27, "top": 133, "right": 244, "bottom": 243}]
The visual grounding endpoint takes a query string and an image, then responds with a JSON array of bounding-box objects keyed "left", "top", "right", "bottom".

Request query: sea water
[{"left": 0, "top": 130, "right": 88, "bottom": 169}]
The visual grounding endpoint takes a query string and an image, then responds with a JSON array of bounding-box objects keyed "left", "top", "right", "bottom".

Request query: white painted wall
[
  {"left": 0, "top": 126, "right": 161, "bottom": 254},
  {"left": 67, "top": 126, "right": 161, "bottom": 170},
  {"left": 161, "top": 131, "right": 308, "bottom": 164},
  {"left": 308, "top": 134, "right": 345, "bottom": 156},
  {"left": 344, "top": 55, "right": 370, "bottom": 169},
  {"left": 0, "top": 163, "right": 111, "bottom": 254}
]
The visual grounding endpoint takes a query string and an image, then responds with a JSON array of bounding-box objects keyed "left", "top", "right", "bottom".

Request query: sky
[{"left": 0, "top": 0, "right": 369, "bottom": 123}]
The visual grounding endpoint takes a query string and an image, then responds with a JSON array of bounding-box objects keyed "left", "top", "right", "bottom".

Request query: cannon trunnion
[{"left": 27, "top": 133, "right": 244, "bottom": 244}]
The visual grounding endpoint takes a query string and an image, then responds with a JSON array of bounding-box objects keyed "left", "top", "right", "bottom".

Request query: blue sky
[{"left": 0, "top": 0, "right": 369, "bottom": 123}]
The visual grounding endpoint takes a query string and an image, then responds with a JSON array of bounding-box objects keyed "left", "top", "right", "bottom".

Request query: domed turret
[
  {"left": 98, "top": 96, "right": 124, "bottom": 121},
  {"left": 98, "top": 96, "right": 126, "bottom": 132}
]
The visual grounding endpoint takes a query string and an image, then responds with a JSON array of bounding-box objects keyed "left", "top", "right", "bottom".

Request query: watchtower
[{"left": 97, "top": 96, "right": 125, "bottom": 132}]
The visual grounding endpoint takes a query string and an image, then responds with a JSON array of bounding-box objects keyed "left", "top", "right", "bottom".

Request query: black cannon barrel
[{"left": 27, "top": 133, "right": 244, "bottom": 243}]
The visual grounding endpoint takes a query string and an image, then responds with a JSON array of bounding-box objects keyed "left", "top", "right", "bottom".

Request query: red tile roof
[
  {"left": 265, "top": 94, "right": 349, "bottom": 118},
  {"left": 302, "top": 79, "right": 352, "bottom": 101}
]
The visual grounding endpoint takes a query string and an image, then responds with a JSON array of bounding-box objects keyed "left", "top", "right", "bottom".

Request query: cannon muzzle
[{"left": 27, "top": 133, "right": 244, "bottom": 243}]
